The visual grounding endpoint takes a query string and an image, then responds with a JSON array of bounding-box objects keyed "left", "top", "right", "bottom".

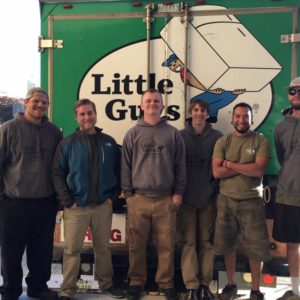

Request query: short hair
[
  {"left": 188, "top": 99, "right": 210, "bottom": 114},
  {"left": 232, "top": 102, "right": 253, "bottom": 115},
  {"left": 73, "top": 99, "right": 97, "bottom": 115},
  {"left": 141, "top": 88, "right": 162, "bottom": 102},
  {"left": 25, "top": 87, "right": 49, "bottom": 101}
]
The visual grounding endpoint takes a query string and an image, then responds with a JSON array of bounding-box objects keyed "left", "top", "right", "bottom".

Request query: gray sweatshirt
[
  {"left": 121, "top": 117, "right": 186, "bottom": 198},
  {"left": 181, "top": 120, "right": 222, "bottom": 207},
  {"left": 0, "top": 113, "right": 62, "bottom": 200},
  {"left": 275, "top": 108, "right": 300, "bottom": 206}
]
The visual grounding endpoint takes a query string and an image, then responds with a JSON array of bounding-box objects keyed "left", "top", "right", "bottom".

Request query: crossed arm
[{"left": 212, "top": 156, "right": 269, "bottom": 179}]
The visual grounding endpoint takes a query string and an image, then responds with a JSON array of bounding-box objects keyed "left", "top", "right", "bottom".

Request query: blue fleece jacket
[{"left": 52, "top": 127, "right": 121, "bottom": 208}]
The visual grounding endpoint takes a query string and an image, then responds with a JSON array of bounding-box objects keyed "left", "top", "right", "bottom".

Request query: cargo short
[{"left": 214, "top": 194, "right": 271, "bottom": 262}]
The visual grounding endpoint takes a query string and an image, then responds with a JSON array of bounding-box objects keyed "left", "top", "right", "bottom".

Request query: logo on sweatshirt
[{"left": 140, "top": 139, "right": 164, "bottom": 155}]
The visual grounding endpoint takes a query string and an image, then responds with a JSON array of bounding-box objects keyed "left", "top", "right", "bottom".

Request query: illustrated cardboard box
[{"left": 160, "top": 5, "right": 282, "bottom": 92}]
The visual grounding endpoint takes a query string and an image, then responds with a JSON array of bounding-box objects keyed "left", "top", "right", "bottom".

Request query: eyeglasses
[{"left": 288, "top": 88, "right": 300, "bottom": 96}]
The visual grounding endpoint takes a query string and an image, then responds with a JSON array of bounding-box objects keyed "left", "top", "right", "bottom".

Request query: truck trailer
[{"left": 39, "top": 0, "right": 300, "bottom": 290}]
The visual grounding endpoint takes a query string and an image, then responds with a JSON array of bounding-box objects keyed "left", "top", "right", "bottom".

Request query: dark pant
[{"left": 0, "top": 196, "right": 57, "bottom": 297}]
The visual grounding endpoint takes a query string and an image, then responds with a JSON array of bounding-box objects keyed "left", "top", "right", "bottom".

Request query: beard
[
  {"left": 233, "top": 123, "right": 250, "bottom": 134},
  {"left": 291, "top": 103, "right": 300, "bottom": 110}
]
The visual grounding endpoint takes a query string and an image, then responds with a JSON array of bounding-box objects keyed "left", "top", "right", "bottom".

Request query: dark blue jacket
[{"left": 52, "top": 127, "right": 121, "bottom": 208}]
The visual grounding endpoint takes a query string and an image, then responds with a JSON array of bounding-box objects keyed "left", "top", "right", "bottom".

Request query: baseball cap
[
  {"left": 25, "top": 87, "right": 49, "bottom": 100},
  {"left": 289, "top": 77, "right": 300, "bottom": 88},
  {"left": 162, "top": 53, "right": 178, "bottom": 67}
]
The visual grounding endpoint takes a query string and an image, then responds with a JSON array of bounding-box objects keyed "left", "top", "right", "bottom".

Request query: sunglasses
[{"left": 289, "top": 88, "right": 300, "bottom": 96}]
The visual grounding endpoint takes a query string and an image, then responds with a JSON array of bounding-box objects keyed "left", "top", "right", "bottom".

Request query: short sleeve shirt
[{"left": 213, "top": 131, "right": 270, "bottom": 199}]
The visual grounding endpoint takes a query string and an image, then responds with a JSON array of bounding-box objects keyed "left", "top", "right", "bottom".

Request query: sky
[{"left": 0, "top": 0, "right": 40, "bottom": 97}]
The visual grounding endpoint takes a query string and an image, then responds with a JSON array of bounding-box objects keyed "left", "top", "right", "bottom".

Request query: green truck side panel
[{"left": 40, "top": 0, "right": 300, "bottom": 175}]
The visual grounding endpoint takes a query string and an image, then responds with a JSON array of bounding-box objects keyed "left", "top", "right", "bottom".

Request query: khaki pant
[
  {"left": 61, "top": 204, "right": 113, "bottom": 297},
  {"left": 126, "top": 194, "right": 177, "bottom": 288},
  {"left": 180, "top": 204, "right": 216, "bottom": 288}
]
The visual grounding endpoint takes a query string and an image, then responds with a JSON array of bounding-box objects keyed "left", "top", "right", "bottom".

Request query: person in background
[
  {"left": 180, "top": 100, "right": 222, "bottom": 300},
  {"left": 121, "top": 89, "right": 186, "bottom": 300},
  {"left": 212, "top": 102, "right": 271, "bottom": 300},
  {"left": 52, "top": 99, "right": 124, "bottom": 300},
  {"left": 0, "top": 87, "right": 62, "bottom": 300},
  {"left": 273, "top": 77, "right": 300, "bottom": 300}
]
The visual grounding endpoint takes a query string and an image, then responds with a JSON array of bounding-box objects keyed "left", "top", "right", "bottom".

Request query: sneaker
[
  {"left": 27, "top": 287, "right": 58, "bottom": 300},
  {"left": 161, "top": 288, "right": 178, "bottom": 300},
  {"left": 218, "top": 284, "right": 238, "bottom": 300},
  {"left": 199, "top": 285, "right": 214, "bottom": 300},
  {"left": 127, "top": 285, "right": 142, "bottom": 300},
  {"left": 276, "top": 290, "right": 297, "bottom": 300},
  {"left": 104, "top": 284, "right": 125, "bottom": 299},
  {"left": 250, "top": 290, "right": 265, "bottom": 300},
  {"left": 185, "top": 289, "right": 200, "bottom": 300}
]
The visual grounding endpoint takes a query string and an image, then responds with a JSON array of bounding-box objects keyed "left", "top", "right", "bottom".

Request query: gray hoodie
[
  {"left": 181, "top": 120, "right": 222, "bottom": 207},
  {"left": 121, "top": 117, "right": 186, "bottom": 198},
  {"left": 0, "top": 113, "right": 62, "bottom": 200},
  {"left": 275, "top": 108, "right": 300, "bottom": 206}
]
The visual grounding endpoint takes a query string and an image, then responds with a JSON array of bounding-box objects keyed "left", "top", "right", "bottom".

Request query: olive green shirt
[{"left": 213, "top": 131, "right": 270, "bottom": 200}]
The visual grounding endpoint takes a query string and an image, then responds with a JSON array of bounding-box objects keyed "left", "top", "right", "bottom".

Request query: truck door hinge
[
  {"left": 281, "top": 33, "right": 300, "bottom": 44},
  {"left": 38, "top": 36, "right": 63, "bottom": 52}
]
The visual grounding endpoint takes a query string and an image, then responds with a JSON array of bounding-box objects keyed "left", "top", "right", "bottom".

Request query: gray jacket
[
  {"left": 0, "top": 113, "right": 62, "bottom": 200},
  {"left": 181, "top": 120, "right": 222, "bottom": 207},
  {"left": 275, "top": 108, "right": 300, "bottom": 206}
]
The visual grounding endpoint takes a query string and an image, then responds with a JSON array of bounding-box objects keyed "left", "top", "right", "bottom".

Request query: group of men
[{"left": 0, "top": 77, "right": 299, "bottom": 300}]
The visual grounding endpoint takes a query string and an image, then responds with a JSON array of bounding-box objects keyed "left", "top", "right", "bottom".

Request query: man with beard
[
  {"left": 212, "top": 102, "right": 271, "bottom": 300},
  {"left": 273, "top": 77, "right": 300, "bottom": 300}
]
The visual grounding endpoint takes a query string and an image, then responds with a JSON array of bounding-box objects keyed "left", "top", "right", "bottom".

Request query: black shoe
[
  {"left": 161, "top": 288, "right": 178, "bottom": 300},
  {"left": 104, "top": 284, "right": 125, "bottom": 299},
  {"left": 185, "top": 289, "right": 200, "bottom": 300},
  {"left": 250, "top": 290, "right": 265, "bottom": 300},
  {"left": 199, "top": 285, "right": 214, "bottom": 300},
  {"left": 59, "top": 297, "right": 71, "bottom": 300},
  {"left": 219, "top": 284, "right": 238, "bottom": 300},
  {"left": 127, "top": 285, "right": 142, "bottom": 300},
  {"left": 27, "top": 287, "right": 58, "bottom": 300},
  {"left": 1, "top": 296, "right": 19, "bottom": 300}
]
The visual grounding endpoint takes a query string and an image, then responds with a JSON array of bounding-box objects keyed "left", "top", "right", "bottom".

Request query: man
[
  {"left": 121, "top": 89, "right": 186, "bottom": 300},
  {"left": 0, "top": 87, "right": 62, "bottom": 300},
  {"left": 212, "top": 102, "right": 271, "bottom": 300},
  {"left": 52, "top": 99, "right": 124, "bottom": 300},
  {"left": 273, "top": 77, "right": 300, "bottom": 300},
  {"left": 180, "top": 100, "right": 222, "bottom": 300}
]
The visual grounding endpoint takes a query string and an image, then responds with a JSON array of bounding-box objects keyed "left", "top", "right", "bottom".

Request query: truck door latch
[
  {"left": 38, "top": 36, "right": 63, "bottom": 52},
  {"left": 281, "top": 33, "right": 300, "bottom": 44}
]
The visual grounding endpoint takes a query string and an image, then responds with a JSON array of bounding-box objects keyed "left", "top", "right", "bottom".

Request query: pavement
[{"left": 0, "top": 252, "right": 296, "bottom": 300}]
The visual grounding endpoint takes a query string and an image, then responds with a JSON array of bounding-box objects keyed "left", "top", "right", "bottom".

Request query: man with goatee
[{"left": 212, "top": 102, "right": 271, "bottom": 300}]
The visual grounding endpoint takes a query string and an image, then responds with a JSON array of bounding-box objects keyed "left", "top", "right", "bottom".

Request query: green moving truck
[{"left": 39, "top": 0, "right": 300, "bottom": 283}]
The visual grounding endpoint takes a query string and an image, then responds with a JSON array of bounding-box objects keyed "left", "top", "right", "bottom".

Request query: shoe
[
  {"left": 218, "top": 284, "right": 238, "bottom": 300},
  {"left": 185, "top": 289, "right": 200, "bottom": 300},
  {"left": 127, "top": 285, "right": 142, "bottom": 300},
  {"left": 59, "top": 297, "right": 71, "bottom": 300},
  {"left": 27, "top": 287, "right": 58, "bottom": 300},
  {"left": 104, "top": 284, "right": 125, "bottom": 299},
  {"left": 199, "top": 285, "right": 214, "bottom": 300},
  {"left": 276, "top": 290, "right": 297, "bottom": 300},
  {"left": 250, "top": 290, "right": 265, "bottom": 300},
  {"left": 161, "top": 288, "right": 178, "bottom": 300},
  {"left": 1, "top": 296, "right": 19, "bottom": 300}
]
